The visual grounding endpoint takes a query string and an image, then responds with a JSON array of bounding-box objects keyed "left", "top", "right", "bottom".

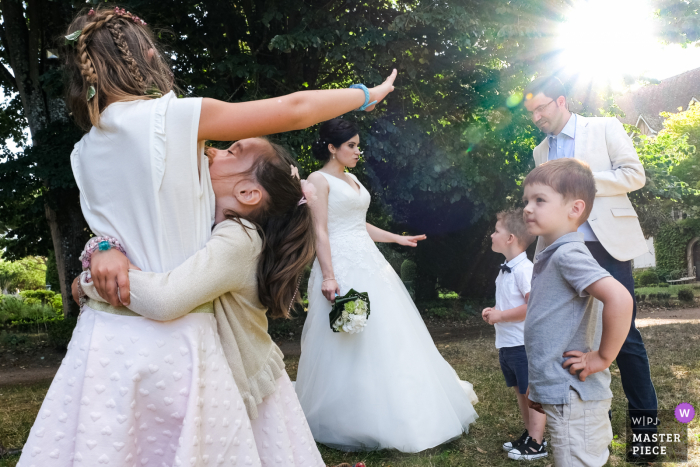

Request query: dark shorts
[{"left": 498, "top": 345, "right": 529, "bottom": 395}]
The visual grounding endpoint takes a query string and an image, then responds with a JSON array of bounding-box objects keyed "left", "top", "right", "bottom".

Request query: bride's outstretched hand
[
  {"left": 365, "top": 69, "right": 397, "bottom": 112},
  {"left": 396, "top": 234, "right": 427, "bottom": 247}
]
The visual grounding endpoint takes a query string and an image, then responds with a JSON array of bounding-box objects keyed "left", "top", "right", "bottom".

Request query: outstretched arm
[
  {"left": 366, "top": 223, "right": 426, "bottom": 247},
  {"left": 198, "top": 70, "right": 397, "bottom": 141},
  {"left": 82, "top": 221, "right": 259, "bottom": 320}
]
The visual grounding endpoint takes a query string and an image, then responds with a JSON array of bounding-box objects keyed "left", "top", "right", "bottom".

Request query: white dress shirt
[{"left": 494, "top": 252, "right": 533, "bottom": 349}]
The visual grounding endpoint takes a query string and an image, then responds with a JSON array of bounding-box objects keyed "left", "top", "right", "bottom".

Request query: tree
[
  {"left": 653, "top": 0, "right": 700, "bottom": 44},
  {"left": 0, "top": 0, "right": 91, "bottom": 316},
  {"left": 0, "top": 0, "right": 578, "bottom": 303},
  {"left": 628, "top": 130, "right": 696, "bottom": 237}
]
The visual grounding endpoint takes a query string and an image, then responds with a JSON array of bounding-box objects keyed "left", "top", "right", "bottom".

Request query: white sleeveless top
[{"left": 70, "top": 91, "right": 215, "bottom": 273}]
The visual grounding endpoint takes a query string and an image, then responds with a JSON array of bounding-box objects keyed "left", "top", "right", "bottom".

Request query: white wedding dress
[{"left": 295, "top": 171, "right": 478, "bottom": 453}]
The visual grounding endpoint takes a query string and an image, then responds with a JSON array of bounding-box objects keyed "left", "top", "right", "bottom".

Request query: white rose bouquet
[{"left": 329, "top": 289, "right": 371, "bottom": 334}]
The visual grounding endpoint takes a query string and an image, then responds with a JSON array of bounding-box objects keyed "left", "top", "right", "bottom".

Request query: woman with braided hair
[{"left": 18, "top": 5, "right": 396, "bottom": 467}]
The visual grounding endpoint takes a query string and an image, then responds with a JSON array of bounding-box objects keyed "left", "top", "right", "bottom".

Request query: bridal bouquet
[{"left": 329, "top": 289, "right": 371, "bottom": 334}]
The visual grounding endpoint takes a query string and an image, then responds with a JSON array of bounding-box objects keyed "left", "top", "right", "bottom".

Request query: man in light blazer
[{"left": 524, "top": 76, "right": 657, "bottom": 463}]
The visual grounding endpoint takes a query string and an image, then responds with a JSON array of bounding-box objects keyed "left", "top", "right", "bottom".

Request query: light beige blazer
[{"left": 533, "top": 114, "right": 648, "bottom": 262}]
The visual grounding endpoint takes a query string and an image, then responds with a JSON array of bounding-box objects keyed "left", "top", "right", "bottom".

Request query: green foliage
[
  {"left": 47, "top": 317, "right": 78, "bottom": 350},
  {"left": 0, "top": 330, "right": 27, "bottom": 347},
  {"left": 653, "top": 0, "right": 700, "bottom": 44},
  {"left": 629, "top": 132, "right": 697, "bottom": 238},
  {"left": 45, "top": 250, "right": 60, "bottom": 292},
  {"left": 637, "top": 269, "right": 660, "bottom": 287},
  {"left": 400, "top": 260, "right": 418, "bottom": 282},
  {"left": 678, "top": 288, "right": 695, "bottom": 302},
  {"left": 19, "top": 289, "right": 57, "bottom": 305},
  {"left": 654, "top": 221, "right": 698, "bottom": 275},
  {"left": 0, "top": 256, "right": 47, "bottom": 292}
]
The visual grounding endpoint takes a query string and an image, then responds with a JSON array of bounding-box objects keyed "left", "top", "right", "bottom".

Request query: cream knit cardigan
[{"left": 82, "top": 220, "right": 285, "bottom": 420}]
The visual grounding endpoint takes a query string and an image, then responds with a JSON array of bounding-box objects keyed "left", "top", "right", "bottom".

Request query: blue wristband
[{"left": 349, "top": 84, "right": 377, "bottom": 111}]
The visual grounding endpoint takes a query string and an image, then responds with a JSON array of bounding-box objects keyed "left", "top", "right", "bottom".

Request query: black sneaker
[
  {"left": 502, "top": 430, "right": 529, "bottom": 452},
  {"left": 508, "top": 436, "right": 548, "bottom": 461}
]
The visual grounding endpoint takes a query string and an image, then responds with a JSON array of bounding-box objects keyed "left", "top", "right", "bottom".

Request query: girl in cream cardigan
[{"left": 80, "top": 139, "right": 329, "bottom": 465}]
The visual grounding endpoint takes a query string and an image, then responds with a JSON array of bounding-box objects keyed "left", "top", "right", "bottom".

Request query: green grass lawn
[{"left": 2, "top": 319, "right": 699, "bottom": 466}]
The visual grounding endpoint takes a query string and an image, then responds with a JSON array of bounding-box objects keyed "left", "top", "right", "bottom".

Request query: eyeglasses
[{"left": 527, "top": 99, "right": 556, "bottom": 116}]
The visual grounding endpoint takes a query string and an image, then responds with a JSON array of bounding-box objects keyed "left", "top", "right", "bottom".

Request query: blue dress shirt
[{"left": 546, "top": 114, "right": 599, "bottom": 242}]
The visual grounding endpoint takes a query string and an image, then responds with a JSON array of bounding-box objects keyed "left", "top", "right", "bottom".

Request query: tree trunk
[
  {"left": 45, "top": 188, "right": 90, "bottom": 317},
  {"left": 2, "top": 0, "right": 89, "bottom": 318}
]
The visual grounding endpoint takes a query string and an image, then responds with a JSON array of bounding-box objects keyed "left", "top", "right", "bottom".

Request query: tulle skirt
[{"left": 295, "top": 237, "right": 478, "bottom": 453}]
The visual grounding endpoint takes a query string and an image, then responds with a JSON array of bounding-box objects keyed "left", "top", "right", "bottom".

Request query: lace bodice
[{"left": 311, "top": 171, "right": 393, "bottom": 294}]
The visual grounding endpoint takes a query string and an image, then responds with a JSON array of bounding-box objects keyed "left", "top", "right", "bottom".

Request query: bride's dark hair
[
  {"left": 224, "top": 139, "right": 315, "bottom": 319},
  {"left": 311, "top": 118, "right": 359, "bottom": 162}
]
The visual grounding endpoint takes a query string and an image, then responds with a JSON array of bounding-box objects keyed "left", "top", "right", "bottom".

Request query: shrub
[
  {"left": 47, "top": 317, "right": 78, "bottom": 349},
  {"left": 51, "top": 295, "right": 63, "bottom": 315},
  {"left": 637, "top": 269, "right": 659, "bottom": 287},
  {"left": 20, "top": 289, "right": 57, "bottom": 304},
  {"left": 1, "top": 330, "right": 27, "bottom": 346},
  {"left": 678, "top": 289, "right": 695, "bottom": 302},
  {"left": 1, "top": 295, "right": 26, "bottom": 320},
  {"left": 659, "top": 283, "right": 670, "bottom": 288},
  {"left": 400, "top": 260, "right": 418, "bottom": 282}
]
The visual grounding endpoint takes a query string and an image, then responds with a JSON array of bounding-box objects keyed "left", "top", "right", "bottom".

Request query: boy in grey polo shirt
[{"left": 522, "top": 158, "right": 633, "bottom": 467}]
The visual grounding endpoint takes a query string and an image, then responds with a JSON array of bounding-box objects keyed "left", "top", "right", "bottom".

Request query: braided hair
[{"left": 64, "top": 6, "right": 176, "bottom": 130}]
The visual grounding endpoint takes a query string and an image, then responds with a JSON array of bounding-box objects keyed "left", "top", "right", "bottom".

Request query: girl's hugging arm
[{"left": 81, "top": 221, "right": 260, "bottom": 320}]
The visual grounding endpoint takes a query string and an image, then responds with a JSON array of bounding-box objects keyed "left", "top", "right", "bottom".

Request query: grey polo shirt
[{"left": 525, "top": 232, "right": 612, "bottom": 405}]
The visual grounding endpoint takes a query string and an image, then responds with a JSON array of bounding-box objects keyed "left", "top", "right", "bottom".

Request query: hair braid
[
  {"left": 106, "top": 19, "right": 146, "bottom": 89},
  {"left": 76, "top": 12, "right": 117, "bottom": 85}
]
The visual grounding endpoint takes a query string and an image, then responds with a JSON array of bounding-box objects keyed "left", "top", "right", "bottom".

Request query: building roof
[{"left": 615, "top": 67, "right": 700, "bottom": 132}]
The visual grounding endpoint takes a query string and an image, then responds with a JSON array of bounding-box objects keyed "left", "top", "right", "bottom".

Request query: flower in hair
[
  {"left": 290, "top": 165, "right": 300, "bottom": 180},
  {"left": 88, "top": 9, "right": 95, "bottom": 16}
]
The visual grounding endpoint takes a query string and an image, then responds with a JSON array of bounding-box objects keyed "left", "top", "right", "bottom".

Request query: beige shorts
[{"left": 541, "top": 389, "right": 613, "bottom": 467}]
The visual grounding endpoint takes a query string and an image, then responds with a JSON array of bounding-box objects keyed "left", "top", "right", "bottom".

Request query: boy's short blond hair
[
  {"left": 497, "top": 208, "right": 536, "bottom": 248},
  {"left": 523, "top": 158, "right": 596, "bottom": 225}
]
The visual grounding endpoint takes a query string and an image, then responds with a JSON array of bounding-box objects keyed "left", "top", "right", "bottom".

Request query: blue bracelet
[{"left": 349, "top": 84, "right": 377, "bottom": 111}]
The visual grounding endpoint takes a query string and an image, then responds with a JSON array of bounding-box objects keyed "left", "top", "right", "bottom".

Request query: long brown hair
[
  {"left": 63, "top": 6, "right": 176, "bottom": 130},
  {"left": 224, "top": 140, "right": 316, "bottom": 319}
]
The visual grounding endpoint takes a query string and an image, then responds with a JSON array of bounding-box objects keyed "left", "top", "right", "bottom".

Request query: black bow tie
[{"left": 500, "top": 264, "right": 512, "bottom": 273}]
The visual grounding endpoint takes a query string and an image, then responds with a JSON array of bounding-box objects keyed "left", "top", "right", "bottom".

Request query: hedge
[{"left": 654, "top": 219, "right": 700, "bottom": 278}]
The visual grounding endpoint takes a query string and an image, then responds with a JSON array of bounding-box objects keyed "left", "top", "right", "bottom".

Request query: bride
[{"left": 295, "top": 118, "right": 479, "bottom": 453}]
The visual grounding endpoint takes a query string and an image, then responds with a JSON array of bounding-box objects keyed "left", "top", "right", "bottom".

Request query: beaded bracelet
[{"left": 79, "top": 236, "right": 128, "bottom": 271}]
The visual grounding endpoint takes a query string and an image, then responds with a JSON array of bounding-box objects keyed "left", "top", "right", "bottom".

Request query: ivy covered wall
[{"left": 654, "top": 219, "right": 700, "bottom": 275}]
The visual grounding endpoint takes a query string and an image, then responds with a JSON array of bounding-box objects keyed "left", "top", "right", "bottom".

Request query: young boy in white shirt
[{"left": 482, "top": 208, "right": 547, "bottom": 461}]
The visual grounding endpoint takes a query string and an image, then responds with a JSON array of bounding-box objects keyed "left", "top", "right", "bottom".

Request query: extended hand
[
  {"left": 396, "top": 234, "right": 427, "bottom": 247},
  {"left": 366, "top": 69, "right": 397, "bottom": 112},
  {"left": 562, "top": 350, "right": 608, "bottom": 382}
]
